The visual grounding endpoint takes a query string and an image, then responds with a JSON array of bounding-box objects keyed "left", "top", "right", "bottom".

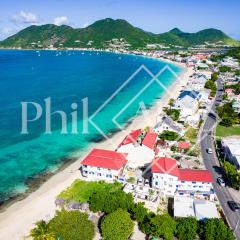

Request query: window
[
  {"left": 155, "top": 182, "right": 158, "bottom": 185},
  {"left": 97, "top": 173, "right": 101, "bottom": 176},
  {"left": 181, "top": 181, "right": 185, "bottom": 183},
  {"left": 192, "top": 182, "right": 196, "bottom": 184}
]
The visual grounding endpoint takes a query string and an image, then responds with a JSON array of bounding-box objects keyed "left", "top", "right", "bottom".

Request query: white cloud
[
  {"left": 53, "top": 16, "right": 69, "bottom": 26},
  {"left": 12, "top": 11, "right": 38, "bottom": 24}
]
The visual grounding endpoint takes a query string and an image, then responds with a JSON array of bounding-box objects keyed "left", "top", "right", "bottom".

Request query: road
[{"left": 200, "top": 78, "right": 240, "bottom": 239}]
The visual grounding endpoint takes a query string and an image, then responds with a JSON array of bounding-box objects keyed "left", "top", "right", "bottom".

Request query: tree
[
  {"left": 49, "top": 210, "right": 95, "bottom": 240},
  {"left": 205, "top": 80, "right": 217, "bottom": 97},
  {"left": 140, "top": 213, "right": 176, "bottom": 240},
  {"left": 165, "top": 108, "right": 181, "bottom": 121},
  {"left": 30, "top": 220, "right": 55, "bottom": 240},
  {"left": 159, "top": 130, "right": 181, "bottom": 141},
  {"left": 219, "top": 66, "right": 232, "bottom": 73},
  {"left": 89, "top": 189, "right": 134, "bottom": 213},
  {"left": 131, "top": 202, "right": 149, "bottom": 223},
  {"left": 101, "top": 209, "right": 134, "bottom": 240},
  {"left": 176, "top": 217, "right": 198, "bottom": 240},
  {"left": 201, "top": 218, "right": 235, "bottom": 240},
  {"left": 168, "top": 98, "right": 175, "bottom": 109},
  {"left": 211, "top": 72, "right": 218, "bottom": 82}
]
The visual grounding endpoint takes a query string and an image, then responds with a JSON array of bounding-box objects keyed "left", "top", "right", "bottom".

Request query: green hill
[{"left": 0, "top": 18, "right": 238, "bottom": 49}]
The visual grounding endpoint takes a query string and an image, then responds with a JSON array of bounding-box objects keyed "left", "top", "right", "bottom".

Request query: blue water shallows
[{"left": 0, "top": 50, "right": 182, "bottom": 202}]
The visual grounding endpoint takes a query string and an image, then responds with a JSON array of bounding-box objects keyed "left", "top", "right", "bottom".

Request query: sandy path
[{"left": 0, "top": 60, "right": 193, "bottom": 240}]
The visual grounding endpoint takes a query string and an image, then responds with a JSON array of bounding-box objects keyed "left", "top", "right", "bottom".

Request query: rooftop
[
  {"left": 120, "top": 129, "right": 142, "bottom": 146},
  {"left": 81, "top": 148, "right": 128, "bottom": 170},
  {"left": 179, "top": 169, "right": 213, "bottom": 183},
  {"left": 142, "top": 132, "right": 158, "bottom": 149}
]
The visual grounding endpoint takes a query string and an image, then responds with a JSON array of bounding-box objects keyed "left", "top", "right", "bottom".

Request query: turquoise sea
[{"left": 0, "top": 50, "right": 182, "bottom": 203}]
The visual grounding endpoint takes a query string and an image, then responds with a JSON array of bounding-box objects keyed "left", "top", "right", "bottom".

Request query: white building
[
  {"left": 117, "top": 130, "right": 158, "bottom": 169},
  {"left": 221, "top": 137, "right": 240, "bottom": 170},
  {"left": 80, "top": 148, "right": 128, "bottom": 181},
  {"left": 153, "top": 115, "right": 185, "bottom": 136},
  {"left": 173, "top": 90, "right": 201, "bottom": 125},
  {"left": 174, "top": 196, "right": 219, "bottom": 220},
  {"left": 152, "top": 157, "right": 213, "bottom": 196}
]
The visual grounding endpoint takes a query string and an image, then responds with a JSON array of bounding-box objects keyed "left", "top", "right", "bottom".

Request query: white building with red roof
[
  {"left": 80, "top": 148, "right": 128, "bottom": 181},
  {"left": 152, "top": 157, "right": 213, "bottom": 196},
  {"left": 117, "top": 130, "right": 158, "bottom": 169}
]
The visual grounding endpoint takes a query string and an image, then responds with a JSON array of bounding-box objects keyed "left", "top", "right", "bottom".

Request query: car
[
  {"left": 207, "top": 148, "right": 213, "bottom": 154},
  {"left": 227, "top": 201, "right": 240, "bottom": 212},
  {"left": 217, "top": 177, "right": 225, "bottom": 187}
]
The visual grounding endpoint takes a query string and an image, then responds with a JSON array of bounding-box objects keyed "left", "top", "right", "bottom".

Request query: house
[
  {"left": 174, "top": 196, "right": 218, "bottom": 220},
  {"left": 80, "top": 148, "right": 128, "bottom": 181},
  {"left": 153, "top": 115, "right": 185, "bottom": 135},
  {"left": 173, "top": 90, "right": 201, "bottom": 121},
  {"left": 151, "top": 157, "right": 213, "bottom": 196},
  {"left": 117, "top": 131, "right": 158, "bottom": 169},
  {"left": 221, "top": 137, "right": 240, "bottom": 170}
]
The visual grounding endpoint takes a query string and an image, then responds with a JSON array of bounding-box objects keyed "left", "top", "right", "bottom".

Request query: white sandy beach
[{"left": 0, "top": 60, "right": 193, "bottom": 240}]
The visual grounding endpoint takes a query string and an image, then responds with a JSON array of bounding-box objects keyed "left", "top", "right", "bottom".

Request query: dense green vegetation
[
  {"left": 219, "top": 66, "right": 232, "bottom": 73},
  {"left": 0, "top": 18, "right": 238, "bottom": 49},
  {"left": 164, "top": 108, "right": 181, "bottom": 121},
  {"left": 205, "top": 79, "right": 217, "bottom": 97},
  {"left": 30, "top": 210, "right": 95, "bottom": 240},
  {"left": 199, "top": 218, "right": 235, "bottom": 240},
  {"left": 217, "top": 102, "right": 240, "bottom": 127},
  {"left": 223, "top": 161, "right": 240, "bottom": 190},
  {"left": 58, "top": 180, "right": 121, "bottom": 202},
  {"left": 101, "top": 209, "right": 134, "bottom": 240},
  {"left": 89, "top": 188, "right": 134, "bottom": 213},
  {"left": 35, "top": 181, "right": 234, "bottom": 240},
  {"left": 176, "top": 217, "right": 198, "bottom": 240},
  {"left": 159, "top": 130, "right": 181, "bottom": 141},
  {"left": 226, "top": 83, "right": 240, "bottom": 95}
]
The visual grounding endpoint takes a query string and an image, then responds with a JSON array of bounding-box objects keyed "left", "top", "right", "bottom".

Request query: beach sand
[{"left": 0, "top": 60, "right": 194, "bottom": 240}]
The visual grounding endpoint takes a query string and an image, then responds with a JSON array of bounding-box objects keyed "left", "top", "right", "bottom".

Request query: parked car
[
  {"left": 217, "top": 177, "right": 225, "bottom": 187},
  {"left": 207, "top": 148, "right": 213, "bottom": 154},
  {"left": 228, "top": 201, "right": 240, "bottom": 212}
]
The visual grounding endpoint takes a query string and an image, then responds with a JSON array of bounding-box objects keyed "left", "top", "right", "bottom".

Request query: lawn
[
  {"left": 58, "top": 180, "right": 121, "bottom": 202},
  {"left": 185, "top": 127, "right": 198, "bottom": 144},
  {"left": 216, "top": 125, "right": 240, "bottom": 138}
]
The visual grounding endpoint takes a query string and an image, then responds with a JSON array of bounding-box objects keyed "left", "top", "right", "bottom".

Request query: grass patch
[
  {"left": 216, "top": 125, "right": 240, "bottom": 138},
  {"left": 58, "top": 180, "right": 122, "bottom": 202},
  {"left": 185, "top": 127, "right": 198, "bottom": 144}
]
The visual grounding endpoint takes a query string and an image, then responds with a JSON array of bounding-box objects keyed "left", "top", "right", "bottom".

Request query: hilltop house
[
  {"left": 151, "top": 157, "right": 213, "bottom": 196},
  {"left": 80, "top": 148, "right": 128, "bottom": 181}
]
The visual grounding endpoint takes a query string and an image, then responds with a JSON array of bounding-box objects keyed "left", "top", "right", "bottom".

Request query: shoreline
[{"left": 0, "top": 56, "right": 193, "bottom": 239}]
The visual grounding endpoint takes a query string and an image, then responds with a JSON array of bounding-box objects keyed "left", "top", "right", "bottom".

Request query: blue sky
[{"left": 0, "top": 0, "right": 240, "bottom": 40}]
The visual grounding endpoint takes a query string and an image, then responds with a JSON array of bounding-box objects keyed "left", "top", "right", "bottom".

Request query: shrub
[
  {"left": 49, "top": 210, "right": 95, "bottom": 240},
  {"left": 101, "top": 209, "right": 134, "bottom": 240}
]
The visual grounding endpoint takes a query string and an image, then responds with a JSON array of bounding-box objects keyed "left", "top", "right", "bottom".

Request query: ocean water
[{"left": 0, "top": 50, "right": 182, "bottom": 203}]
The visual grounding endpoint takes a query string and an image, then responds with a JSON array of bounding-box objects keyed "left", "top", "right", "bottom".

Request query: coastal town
[{"left": 0, "top": 45, "right": 239, "bottom": 240}]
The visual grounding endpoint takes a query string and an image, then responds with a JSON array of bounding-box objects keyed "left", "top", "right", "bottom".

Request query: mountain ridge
[{"left": 0, "top": 18, "right": 238, "bottom": 49}]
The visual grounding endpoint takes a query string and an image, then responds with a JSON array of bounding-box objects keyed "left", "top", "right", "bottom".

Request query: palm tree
[
  {"left": 30, "top": 220, "right": 55, "bottom": 240},
  {"left": 168, "top": 98, "right": 175, "bottom": 110}
]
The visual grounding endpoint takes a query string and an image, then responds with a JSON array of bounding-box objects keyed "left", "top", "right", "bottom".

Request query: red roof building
[
  {"left": 178, "top": 141, "right": 190, "bottom": 150},
  {"left": 142, "top": 132, "right": 158, "bottom": 149},
  {"left": 152, "top": 157, "right": 180, "bottom": 177},
  {"left": 120, "top": 129, "right": 142, "bottom": 146},
  {"left": 81, "top": 148, "right": 128, "bottom": 170},
  {"left": 179, "top": 169, "right": 213, "bottom": 183}
]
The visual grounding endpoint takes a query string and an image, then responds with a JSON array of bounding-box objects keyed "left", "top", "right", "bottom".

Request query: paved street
[{"left": 200, "top": 78, "right": 240, "bottom": 239}]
